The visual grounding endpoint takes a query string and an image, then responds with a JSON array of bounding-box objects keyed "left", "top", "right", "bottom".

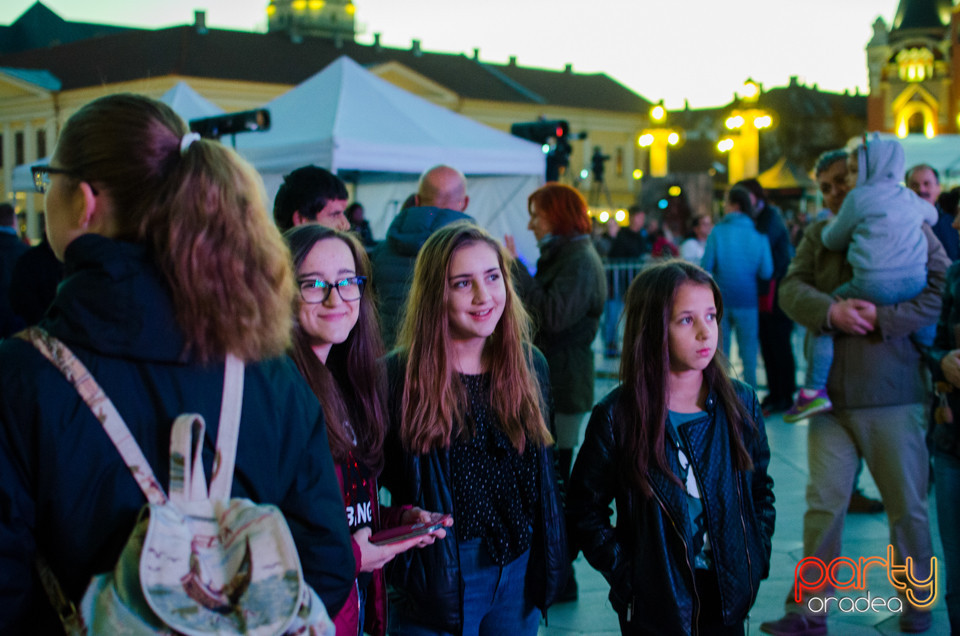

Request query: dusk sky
[{"left": 2, "top": 0, "right": 902, "bottom": 108}]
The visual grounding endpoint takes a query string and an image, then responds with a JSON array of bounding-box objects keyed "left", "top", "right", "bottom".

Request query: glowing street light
[
  {"left": 719, "top": 79, "right": 774, "bottom": 182},
  {"left": 638, "top": 101, "right": 682, "bottom": 177},
  {"left": 615, "top": 209, "right": 627, "bottom": 223}
]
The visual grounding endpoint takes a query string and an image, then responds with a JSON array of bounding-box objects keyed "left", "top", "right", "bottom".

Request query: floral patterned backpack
[{"left": 23, "top": 327, "right": 334, "bottom": 636}]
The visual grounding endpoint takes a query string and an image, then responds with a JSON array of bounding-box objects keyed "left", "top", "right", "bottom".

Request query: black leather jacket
[
  {"left": 381, "top": 350, "right": 568, "bottom": 634},
  {"left": 567, "top": 381, "right": 775, "bottom": 635}
]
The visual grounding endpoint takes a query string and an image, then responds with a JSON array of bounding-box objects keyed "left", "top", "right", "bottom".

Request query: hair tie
[{"left": 180, "top": 132, "right": 201, "bottom": 156}]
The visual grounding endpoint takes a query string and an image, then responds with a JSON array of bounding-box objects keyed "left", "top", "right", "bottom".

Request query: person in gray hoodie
[
  {"left": 785, "top": 134, "right": 938, "bottom": 423},
  {"left": 371, "top": 165, "right": 473, "bottom": 350}
]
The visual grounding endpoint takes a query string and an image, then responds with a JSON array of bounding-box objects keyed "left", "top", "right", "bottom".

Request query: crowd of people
[{"left": 0, "top": 92, "right": 958, "bottom": 636}]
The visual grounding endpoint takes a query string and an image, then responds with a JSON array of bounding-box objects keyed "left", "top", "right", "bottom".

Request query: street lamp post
[
  {"left": 716, "top": 79, "right": 773, "bottom": 184},
  {"left": 639, "top": 102, "right": 681, "bottom": 178}
]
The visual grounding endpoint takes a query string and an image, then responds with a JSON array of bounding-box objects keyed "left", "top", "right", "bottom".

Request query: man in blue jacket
[
  {"left": 701, "top": 185, "right": 773, "bottom": 389},
  {"left": 371, "top": 165, "right": 473, "bottom": 349}
]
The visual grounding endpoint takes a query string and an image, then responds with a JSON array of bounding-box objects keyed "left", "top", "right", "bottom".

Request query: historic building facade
[{"left": 867, "top": 0, "right": 959, "bottom": 136}]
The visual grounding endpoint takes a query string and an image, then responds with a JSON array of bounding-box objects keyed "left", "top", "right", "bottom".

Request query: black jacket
[
  {"left": 0, "top": 234, "right": 355, "bottom": 633},
  {"left": 381, "top": 350, "right": 567, "bottom": 634},
  {"left": 512, "top": 234, "right": 605, "bottom": 414},
  {"left": 567, "top": 381, "right": 775, "bottom": 635},
  {"left": 369, "top": 206, "right": 473, "bottom": 350}
]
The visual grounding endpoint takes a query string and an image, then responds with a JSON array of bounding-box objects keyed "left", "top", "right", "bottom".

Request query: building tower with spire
[
  {"left": 866, "top": 0, "right": 958, "bottom": 136},
  {"left": 266, "top": 0, "right": 357, "bottom": 40}
]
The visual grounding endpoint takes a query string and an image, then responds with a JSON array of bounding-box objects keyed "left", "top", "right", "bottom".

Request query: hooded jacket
[
  {"left": 370, "top": 206, "right": 473, "bottom": 350},
  {"left": 567, "top": 382, "right": 775, "bottom": 635},
  {"left": 821, "top": 135, "right": 937, "bottom": 282},
  {"left": 0, "top": 234, "right": 355, "bottom": 633}
]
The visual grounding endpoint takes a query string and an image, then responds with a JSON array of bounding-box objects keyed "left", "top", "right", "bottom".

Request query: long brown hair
[
  {"left": 397, "top": 222, "right": 551, "bottom": 454},
  {"left": 53, "top": 93, "right": 293, "bottom": 362},
  {"left": 617, "top": 259, "right": 755, "bottom": 497},
  {"left": 285, "top": 225, "right": 386, "bottom": 473}
]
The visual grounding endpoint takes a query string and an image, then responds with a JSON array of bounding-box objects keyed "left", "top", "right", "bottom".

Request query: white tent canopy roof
[
  {"left": 11, "top": 81, "right": 227, "bottom": 191},
  {"left": 235, "top": 56, "right": 545, "bottom": 177},
  {"left": 160, "top": 81, "right": 225, "bottom": 121}
]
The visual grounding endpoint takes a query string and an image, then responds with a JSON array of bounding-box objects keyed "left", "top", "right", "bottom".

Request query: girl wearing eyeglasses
[
  {"left": 381, "top": 222, "right": 566, "bottom": 636},
  {"left": 284, "top": 224, "right": 449, "bottom": 636}
]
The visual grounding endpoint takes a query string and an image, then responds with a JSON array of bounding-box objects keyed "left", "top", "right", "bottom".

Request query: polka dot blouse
[{"left": 451, "top": 372, "right": 538, "bottom": 566}]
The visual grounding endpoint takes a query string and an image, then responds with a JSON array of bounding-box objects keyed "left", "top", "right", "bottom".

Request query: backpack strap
[
  {"left": 208, "top": 353, "right": 244, "bottom": 501},
  {"left": 19, "top": 327, "right": 167, "bottom": 506}
]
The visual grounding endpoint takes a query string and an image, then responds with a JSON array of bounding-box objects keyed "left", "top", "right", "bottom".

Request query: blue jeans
[
  {"left": 935, "top": 452, "right": 960, "bottom": 632},
  {"left": 806, "top": 275, "right": 927, "bottom": 389},
  {"left": 392, "top": 540, "right": 538, "bottom": 636},
  {"left": 603, "top": 298, "right": 624, "bottom": 353},
  {"left": 721, "top": 305, "right": 759, "bottom": 389}
]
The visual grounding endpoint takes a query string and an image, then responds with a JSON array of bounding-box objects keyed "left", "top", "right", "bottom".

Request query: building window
[
  {"left": 15, "top": 131, "right": 24, "bottom": 166},
  {"left": 896, "top": 48, "right": 934, "bottom": 82},
  {"left": 37, "top": 129, "right": 47, "bottom": 159}
]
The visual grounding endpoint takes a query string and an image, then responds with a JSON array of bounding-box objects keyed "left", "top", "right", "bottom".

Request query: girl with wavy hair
[
  {"left": 285, "top": 224, "right": 447, "bottom": 636},
  {"left": 568, "top": 259, "right": 775, "bottom": 635},
  {"left": 382, "top": 221, "right": 566, "bottom": 635},
  {"left": 0, "top": 93, "right": 356, "bottom": 631}
]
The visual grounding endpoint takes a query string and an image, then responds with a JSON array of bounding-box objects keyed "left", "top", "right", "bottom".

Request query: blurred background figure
[
  {"left": 346, "top": 201, "right": 377, "bottom": 248},
  {"left": 371, "top": 164, "right": 472, "bottom": 351},
  {"left": 0, "top": 202, "right": 28, "bottom": 338},
  {"left": 588, "top": 146, "right": 612, "bottom": 207},
  {"left": 273, "top": 164, "right": 349, "bottom": 231},
  {"left": 507, "top": 183, "right": 605, "bottom": 602},
  {"left": 737, "top": 179, "right": 796, "bottom": 416},
  {"left": 701, "top": 185, "right": 772, "bottom": 389},
  {"left": 603, "top": 205, "right": 649, "bottom": 358},
  {"left": 907, "top": 163, "right": 959, "bottom": 262},
  {"left": 8, "top": 212, "right": 64, "bottom": 329},
  {"left": 646, "top": 210, "right": 679, "bottom": 259},
  {"left": 680, "top": 213, "right": 713, "bottom": 266}
]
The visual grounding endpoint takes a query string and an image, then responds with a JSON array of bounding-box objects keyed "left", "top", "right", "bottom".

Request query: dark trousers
[{"left": 758, "top": 304, "right": 795, "bottom": 404}]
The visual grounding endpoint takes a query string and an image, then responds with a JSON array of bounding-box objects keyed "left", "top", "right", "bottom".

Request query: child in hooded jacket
[{"left": 785, "top": 134, "right": 938, "bottom": 422}]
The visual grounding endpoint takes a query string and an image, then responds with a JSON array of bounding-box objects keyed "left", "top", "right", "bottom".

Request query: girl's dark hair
[
  {"left": 285, "top": 225, "right": 386, "bottom": 473},
  {"left": 617, "top": 259, "right": 755, "bottom": 497},
  {"left": 397, "top": 222, "right": 551, "bottom": 454},
  {"left": 726, "top": 185, "right": 754, "bottom": 216},
  {"left": 54, "top": 93, "right": 293, "bottom": 362}
]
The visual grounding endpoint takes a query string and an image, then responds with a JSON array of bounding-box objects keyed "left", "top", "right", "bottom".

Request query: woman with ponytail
[{"left": 0, "top": 93, "right": 355, "bottom": 632}]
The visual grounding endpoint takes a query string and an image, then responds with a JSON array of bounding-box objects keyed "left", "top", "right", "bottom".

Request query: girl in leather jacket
[
  {"left": 381, "top": 222, "right": 567, "bottom": 635},
  {"left": 568, "top": 260, "right": 775, "bottom": 635}
]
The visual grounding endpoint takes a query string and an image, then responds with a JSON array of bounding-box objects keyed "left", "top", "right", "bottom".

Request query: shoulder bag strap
[
  {"left": 18, "top": 327, "right": 167, "bottom": 505},
  {"left": 208, "top": 353, "right": 244, "bottom": 501}
]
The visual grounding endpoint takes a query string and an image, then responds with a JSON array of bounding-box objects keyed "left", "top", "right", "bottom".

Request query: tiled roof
[{"left": 0, "top": 21, "right": 649, "bottom": 114}]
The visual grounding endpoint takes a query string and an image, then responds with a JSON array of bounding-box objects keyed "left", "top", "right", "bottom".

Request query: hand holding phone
[{"left": 370, "top": 515, "right": 453, "bottom": 545}]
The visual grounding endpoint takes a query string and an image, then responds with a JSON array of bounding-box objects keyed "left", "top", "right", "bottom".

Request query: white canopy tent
[
  {"left": 12, "top": 81, "right": 225, "bottom": 192},
  {"left": 12, "top": 80, "right": 227, "bottom": 239},
  {"left": 235, "top": 56, "right": 546, "bottom": 261}
]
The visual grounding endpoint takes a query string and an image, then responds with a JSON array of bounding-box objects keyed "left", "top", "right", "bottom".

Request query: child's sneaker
[{"left": 783, "top": 389, "right": 833, "bottom": 423}]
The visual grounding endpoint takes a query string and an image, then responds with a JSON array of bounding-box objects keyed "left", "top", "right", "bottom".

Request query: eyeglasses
[
  {"left": 32, "top": 165, "right": 80, "bottom": 194},
  {"left": 298, "top": 276, "right": 367, "bottom": 304}
]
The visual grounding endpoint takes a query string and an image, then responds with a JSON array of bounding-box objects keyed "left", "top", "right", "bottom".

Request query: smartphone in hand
[{"left": 369, "top": 515, "right": 452, "bottom": 545}]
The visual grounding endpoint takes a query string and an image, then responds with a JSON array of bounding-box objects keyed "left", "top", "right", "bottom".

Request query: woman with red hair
[{"left": 506, "top": 183, "right": 606, "bottom": 601}]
